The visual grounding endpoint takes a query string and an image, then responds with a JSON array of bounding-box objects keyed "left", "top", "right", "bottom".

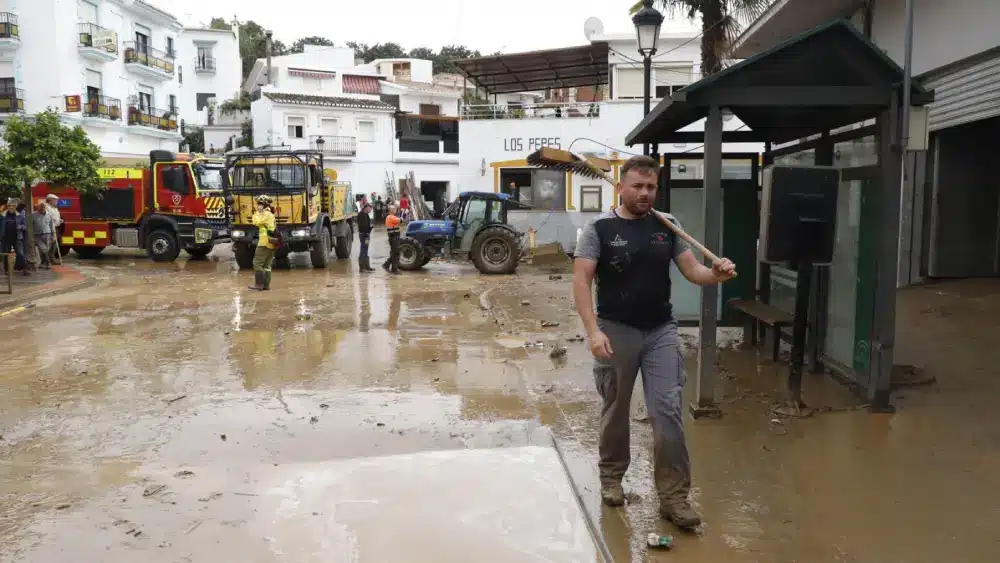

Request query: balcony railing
[
  {"left": 123, "top": 41, "right": 175, "bottom": 74},
  {"left": 195, "top": 57, "right": 216, "bottom": 73},
  {"left": 309, "top": 135, "right": 357, "bottom": 157},
  {"left": 461, "top": 101, "right": 601, "bottom": 120},
  {"left": 77, "top": 23, "right": 118, "bottom": 54},
  {"left": 0, "top": 88, "right": 24, "bottom": 113},
  {"left": 84, "top": 95, "right": 122, "bottom": 121},
  {"left": 0, "top": 13, "right": 18, "bottom": 40},
  {"left": 127, "top": 105, "right": 178, "bottom": 131}
]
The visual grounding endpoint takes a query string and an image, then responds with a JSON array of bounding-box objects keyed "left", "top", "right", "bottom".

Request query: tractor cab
[{"left": 450, "top": 192, "right": 511, "bottom": 252}]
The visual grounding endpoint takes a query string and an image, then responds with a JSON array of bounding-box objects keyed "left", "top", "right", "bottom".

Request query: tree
[
  {"left": 226, "top": 18, "right": 288, "bottom": 78},
  {"left": 346, "top": 41, "right": 406, "bottom": 63},
  {"left": 435, "top": 45, "right": 482, "bottom": 74},
  {"left": 181, "top": 126, "right": 205, "bottom": 153},
  {"left": 209, "top": 17, "right": 230, "bottom": 31},
  {"left": 218, "top": 91, "right": 251, "bottom": 115},
  {"left": 631, "top": 0, "right": 773, "bottom": 75},
  {"left": 409, "top": 47, "right": 435, "bottom": 61},
  {"left": 291, "top": 36, "right": 334, "bottom": 54}
]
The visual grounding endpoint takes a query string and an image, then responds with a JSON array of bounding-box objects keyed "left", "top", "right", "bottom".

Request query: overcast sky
[{"left": 164, "top": 0, "right": 700, "bottom": 54}]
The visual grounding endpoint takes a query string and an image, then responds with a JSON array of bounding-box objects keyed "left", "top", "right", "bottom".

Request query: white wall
[
  {"left": 869, "top": 0, "right": 1000, "bottom": 76},
  {"left": 373, "top": 58, "right": 433, "bottom": 83},
  {"left": 176, "top": 27, "right": 241, "bottom": 127},
  {"left": 398, "top": 91, "right": 461, "bottom": 116}
]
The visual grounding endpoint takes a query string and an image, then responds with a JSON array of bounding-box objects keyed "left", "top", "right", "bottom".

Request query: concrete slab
[{"left": 14, "top": 447, "right": 599, "bottom": 563}]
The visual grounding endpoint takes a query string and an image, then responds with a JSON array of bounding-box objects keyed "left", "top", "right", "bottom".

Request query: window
[
  {"left": 616, "top": 66, "right": 645, "bottom": 99},
  {"left": 510, "top": 168, "right": 566, "bottom": 210},
  {"left": 580, "top": 185, "right": 603, "bottom": 212},
  {"left": 287, "top": 116, "right": 305, "bottom": 139},
  {"left": 77, "top": 0, "right": 98, "bottom": 23},
  {"left": 168, "top": 94, "right": 177, "bottom": 113},
  {"left": 419, "top": 103, "right": 441, "bottom": 116},
  {"left": 234, "top": 165, "right": 305, "bottom": 189},
  {"left": 358, "top": 120, "right": 375, "bottom": 143},
  {"left": 166, "top": 36, "right": 174, "bottom": 57},
  {"left": 195, "top": 93, "right": 215, "bottom": 111},
  {"left": 653, "top": 65, "right": 692, "bottom": 100},
  {"left": 134, "top": 24, "right": 150, "bottom": 53},
  {"left": 138, "top": 84, "right": 153, "bottom": 111},
  {"left": 197, "top": 46, "right": 213, "bottom": 67},
  {"left": 85, "top": 69, "right": 102, "bottom": 102},
  {"left": 178, "top": 66, "right": 183, "bottom": 84},
  {"left": 160, "top": 164, "right": 192, "bottom": 195},
  {"left": 319, "top": 117, "right": 339, "bottom": 135}
]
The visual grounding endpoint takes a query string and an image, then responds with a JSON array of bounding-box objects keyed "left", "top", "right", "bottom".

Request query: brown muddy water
[{"left": 1, "top": 240, "right": 999, "bottom": 562}]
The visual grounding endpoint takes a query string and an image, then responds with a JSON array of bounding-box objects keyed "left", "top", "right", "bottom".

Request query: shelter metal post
[
  {"left": 691, "top": 105, "right": 724, "bottom": 419},
  {"left": 869, "top": 90, "right": 903, "bottom": 412},
  {"left": 810, "top": 133, "right": 834, "bottom": 374}
]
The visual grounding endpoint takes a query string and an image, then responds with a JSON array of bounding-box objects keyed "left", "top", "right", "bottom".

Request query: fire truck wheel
[
  {"left": 233, "top": 242, "right": 255, "bottom": 270},
  {"left": 310, "top": 227, "right": 331, "bottom": 268},
  {"left": 334, "top": 222, "right": 353, "bottom": 259},
  {"left": 147, "top": 229, "right": 180, "bottom": 262},
  {"left": 74, "top": 246, "right": 104, "bottom": 259}
]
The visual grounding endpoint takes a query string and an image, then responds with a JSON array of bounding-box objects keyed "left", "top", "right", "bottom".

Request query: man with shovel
[{"left": 572, "top": 155, "right": 736, "bottom": 529}]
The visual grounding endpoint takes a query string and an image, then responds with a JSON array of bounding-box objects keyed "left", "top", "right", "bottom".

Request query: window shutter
[{"left": 617, "top": 67, "right": 644, "bottom": 99}]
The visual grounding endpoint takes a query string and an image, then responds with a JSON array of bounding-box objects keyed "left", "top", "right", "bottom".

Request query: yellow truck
[{"left": 223, "top": 149, "right": 356, "bottom": 269}]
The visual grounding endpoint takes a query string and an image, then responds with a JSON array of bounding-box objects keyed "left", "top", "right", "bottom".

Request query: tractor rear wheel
[
  {"left": 471, "top": 226, "right": 519, "bottom": 275},
  {"left": 233, "top": 242, "right": 255, "bottom": 270},
  {"left": 310, "top": 227, "right": 331, "bottom": 268},
  {"left": 397, "top": 237, "right": 424, "bottom": 271}
]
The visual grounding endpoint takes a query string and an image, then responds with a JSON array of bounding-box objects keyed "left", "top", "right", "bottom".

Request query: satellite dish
[{"left": 584, "top": 17, "right": 604, "bottom": 40}]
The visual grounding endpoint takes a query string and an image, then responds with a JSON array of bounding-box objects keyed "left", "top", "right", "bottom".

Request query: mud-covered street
[{"left": 2, "top": 236, "right": 1000, "bottom": 562}]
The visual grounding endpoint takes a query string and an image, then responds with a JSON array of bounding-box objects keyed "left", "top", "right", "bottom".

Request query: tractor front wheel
[
  {"left": 471, "top": 227, "right": 519, "bottom": 275},
  {"left": 397, "top": 237, "right": 425, "bottom": 271}
]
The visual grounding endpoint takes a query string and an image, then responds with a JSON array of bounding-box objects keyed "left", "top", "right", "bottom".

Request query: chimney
[{"left": 265, "top": 31, "right": 273, "bottom": 86}]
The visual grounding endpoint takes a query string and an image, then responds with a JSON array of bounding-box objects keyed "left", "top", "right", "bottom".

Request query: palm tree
[{"left": 630, "top": 0, "right": 775, "bottom": 76}]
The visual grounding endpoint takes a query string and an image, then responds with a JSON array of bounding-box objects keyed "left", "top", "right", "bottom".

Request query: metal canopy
[
  {"left": 625, "top": 19, "right": 933, "bottom": 145},
  {"left": 451, "top": 43, "right": 609, "bottom": 96}
]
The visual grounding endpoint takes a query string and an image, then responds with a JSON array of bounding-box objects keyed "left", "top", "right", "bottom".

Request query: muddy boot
[
  {"left": 262, "top": 271, "right": 271, "bottom": 290},
  {"left": 364, "top": 257, "right": 375, "bottom": 272},
  {"left": 660, "top": 500, "right": 701, "bottom": 529},
  {"left": 600, "top": 482, "right": 625, "bottom": 507},
  {"left": 358, "top": 257, "right": 369, "bottom": 273},
  {"left": 247, "top": 271, "right": 264, "bottom": 291},
  {"left": 381, "top": 259, "right": 390, "bottom": 272}
]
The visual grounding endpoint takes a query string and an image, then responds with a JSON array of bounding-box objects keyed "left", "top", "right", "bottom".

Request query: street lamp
[
  {"left": 633, "top": 0, "right": 664, "bottom": 156},
  {"left": 315, "top": 135, "right": 325, "bottom": 153}
]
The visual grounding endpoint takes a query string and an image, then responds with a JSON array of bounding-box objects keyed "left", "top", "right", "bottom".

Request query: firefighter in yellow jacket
[{"left": 248, "top": 195, "right": 277, "bottom": 291}]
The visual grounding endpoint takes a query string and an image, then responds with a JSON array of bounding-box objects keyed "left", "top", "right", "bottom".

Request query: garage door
[{"left": 923, "top": 51, "right": 1000, "bottom": 131}]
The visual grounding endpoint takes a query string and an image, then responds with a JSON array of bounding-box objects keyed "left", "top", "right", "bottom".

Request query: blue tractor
[{"left": 397, "top": 191, "right": 525, "bottom": 275}]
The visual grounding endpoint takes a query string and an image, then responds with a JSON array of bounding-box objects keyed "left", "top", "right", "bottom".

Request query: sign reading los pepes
[{"left": 504, "top": 137, "right": 562, "bottom": 152}]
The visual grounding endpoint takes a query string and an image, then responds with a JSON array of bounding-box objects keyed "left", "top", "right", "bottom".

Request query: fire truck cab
[{"left": 33, "top": 150, "right": 229, "bottom": 261}]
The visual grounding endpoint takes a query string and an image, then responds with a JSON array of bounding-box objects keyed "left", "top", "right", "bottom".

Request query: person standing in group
[
  {"left": 356, "top": 202, "right": 375, "bottom": 273},
  {"left": 572, "top": 155, "right": 736, "bottom": 530},
  {"left": 381, "top": 204, "right": 401, "bottom": 275},
  {"left": 31, "top": 201, "right": 53, "bottom": 270},
  {"left": 1, "top": 198, "right": 28, "bottom": 275},
  {"left": 45, "top": 194, "right": 63, "bottom": 264},
  {"left": 399, "top": 194, "right": 410, "bottom": 221},
  {"left": 374, "top": 196, "right": 385, "bottom": 222},
  {"left": 248, "top": 195, "right": 277, "bottom": 291}
]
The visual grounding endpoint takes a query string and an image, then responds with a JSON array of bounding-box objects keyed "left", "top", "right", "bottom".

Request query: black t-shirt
[
  {"left": 575, "top": 210, "right": 690, "bottom": 329},
  {"left": 357, "top": 211, "right": 372, "bottom": 235}
]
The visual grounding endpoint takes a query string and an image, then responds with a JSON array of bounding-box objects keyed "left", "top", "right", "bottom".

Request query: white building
[
  {"left": 731, "top": 0, "right": 1000, "bottom": 284},
  {"left": 0, "top": 0, "right": 238, "bottom": 162},
  {"left": 175, "top": 24, "right": 241, "bottom": 130},
  {"left": 244, "top": 47, "right": 472, "bottom": 211}
]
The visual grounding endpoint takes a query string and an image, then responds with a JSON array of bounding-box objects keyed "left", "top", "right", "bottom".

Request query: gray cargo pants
[{"left": 594, "top": 318, "right": 690, "bottom": 505}]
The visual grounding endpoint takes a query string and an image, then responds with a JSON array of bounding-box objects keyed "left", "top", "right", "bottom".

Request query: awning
[
  {"left": 343, "top": 74, "right": 380, "bottom": 95},
  {"left": 626, "top": 20, "right": 933, "bottom": 145},
  {"left": 288, "top": 67, "right": 337, "bottom": 79},
  {"left": 451, "top": 43, "right": 609, "bottom": 96}
]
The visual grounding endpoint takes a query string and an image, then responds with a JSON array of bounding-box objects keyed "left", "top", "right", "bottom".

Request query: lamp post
[
  {"left": 633, "top": 0, "right": 664, "bottom": 156},
  {"left": 315, "top": 135, "right": 325, "bottom": 154}
]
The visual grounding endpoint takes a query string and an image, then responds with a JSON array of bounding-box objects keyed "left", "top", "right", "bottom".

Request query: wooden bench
[{"left": 728, "top": 298, "right": 794, "bottom": 362}]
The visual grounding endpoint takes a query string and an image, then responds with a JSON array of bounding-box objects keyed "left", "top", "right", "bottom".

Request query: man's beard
[{"left": 622, "top": 199, "right": 651, "bottom": 216}]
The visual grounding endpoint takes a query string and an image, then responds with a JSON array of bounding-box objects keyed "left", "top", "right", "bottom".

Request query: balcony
[
  {"left": 127, "top": 104, "right": 179, "bottom": 138},
  {"left": 394, "top": 114, "right": 459, "bottom": 163},
  {"left": 0, "top": 13, "right": 19, "bottom": 49},
  {"left": 123, "top": 41, "right": 175, "bottom": 81},
  {"left": 195, "top": 56, "right": 216, "bottom": 75},
  {"left": 460, "top": 101, "right": 600, "bottom": 120},
  {"left": 0, "top": 88, "right": 24, "bottom": 114},
  {"left": 309, "top": 135, "right": 357, "bottom": 158},
  {"left": 83, "top": 95, "right": 122, "bottom": 125},
  {"left": 77, "top": 23, "right": 118, "bottom": 62}
]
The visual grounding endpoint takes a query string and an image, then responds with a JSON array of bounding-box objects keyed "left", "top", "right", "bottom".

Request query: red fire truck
[{"left": 32, "top": 150, "right": 229, "bottom": 261}]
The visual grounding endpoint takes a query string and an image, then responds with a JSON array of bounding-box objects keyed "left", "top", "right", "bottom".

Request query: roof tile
[{"left": 262, "top": 92, "right": 395, "bottom": 111}]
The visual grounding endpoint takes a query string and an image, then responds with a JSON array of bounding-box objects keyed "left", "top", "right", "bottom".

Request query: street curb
[{"left": 0, "top": 266, "right": 95, "bottom": 312}]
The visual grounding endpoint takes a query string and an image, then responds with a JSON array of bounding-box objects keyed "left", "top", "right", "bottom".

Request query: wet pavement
[{"left": 2, "top": 236, "right": 999, "bottom": 562}]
